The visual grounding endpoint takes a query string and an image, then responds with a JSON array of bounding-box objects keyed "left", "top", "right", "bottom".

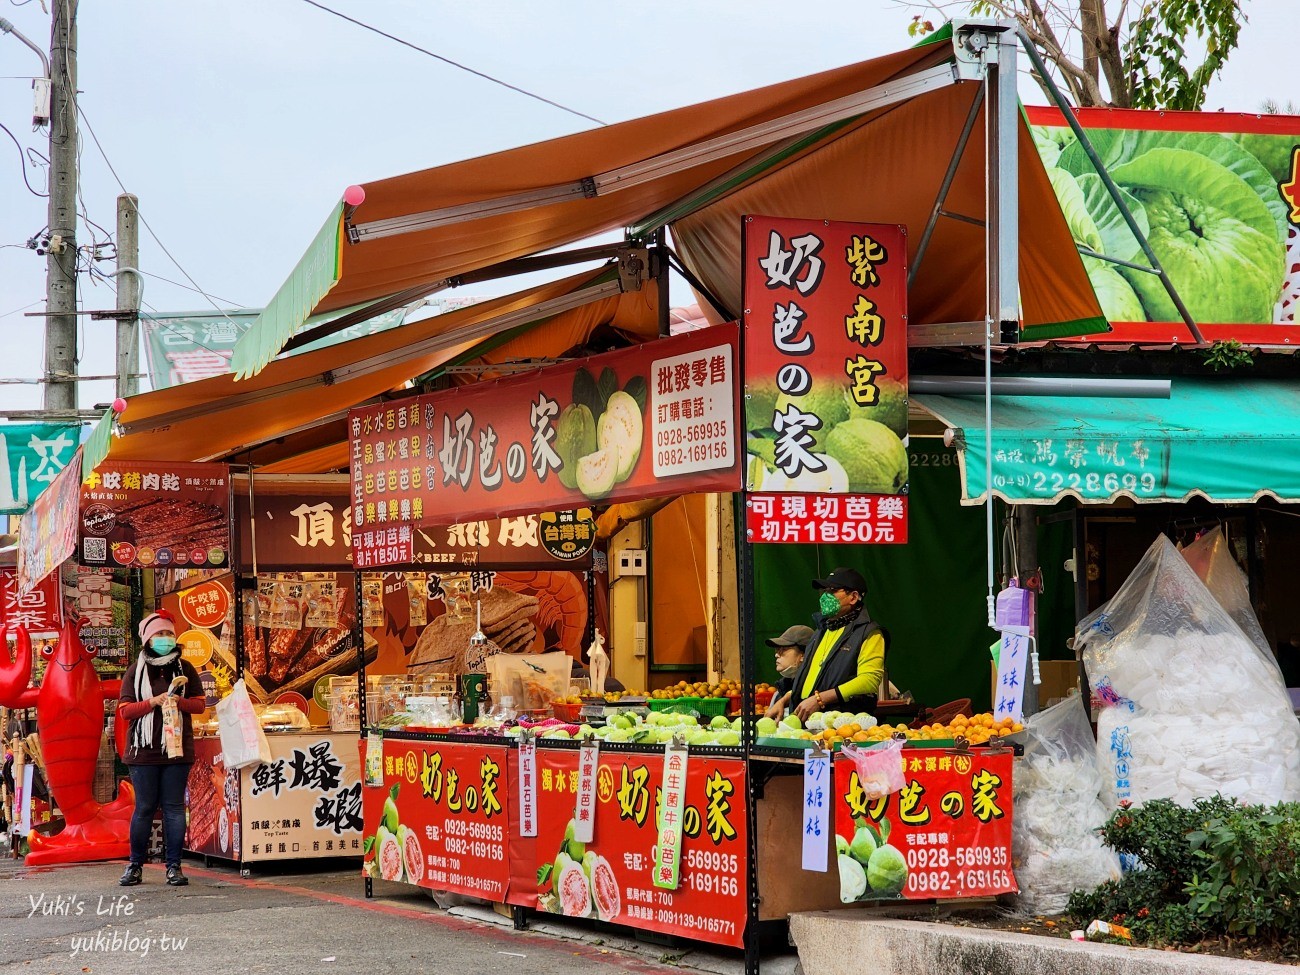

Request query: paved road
[{"left": 0, "top": 859, "right": 720, "bottom": 975}]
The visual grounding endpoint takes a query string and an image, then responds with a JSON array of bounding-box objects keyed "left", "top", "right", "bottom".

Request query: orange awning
[{"left": 109, "top": 267, "right": 659, "bottom": 470}]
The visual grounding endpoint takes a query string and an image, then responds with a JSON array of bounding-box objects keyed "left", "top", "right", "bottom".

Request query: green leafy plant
[
  {"left": 1201, "top": 339, "right": 1255, "bottom": 371},
  {"left": 1067, "top": 797, "right": 1300, "bottom": 949}
]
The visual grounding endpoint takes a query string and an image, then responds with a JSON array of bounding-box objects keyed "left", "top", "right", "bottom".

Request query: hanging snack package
[
  {"left": 1011, "top": 696, "right": 1121, "bottom": 915},
  {"left": 1078, "top": 535, "right": 1300, "bottom": 808},
  {"left": 487, "top": 651, "right": 573, "bottom": 711}
]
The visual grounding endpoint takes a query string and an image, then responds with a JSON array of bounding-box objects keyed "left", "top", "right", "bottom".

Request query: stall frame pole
[{"left": 355, "top": 569, "right": 372, "bottom": 899}]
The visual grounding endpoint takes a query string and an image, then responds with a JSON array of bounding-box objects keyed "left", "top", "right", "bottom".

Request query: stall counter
[{"left": 186, "top": 730, "right": 363, "bottom": 864}]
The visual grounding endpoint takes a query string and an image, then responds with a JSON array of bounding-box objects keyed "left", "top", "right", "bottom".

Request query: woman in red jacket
[{"left": 117, "top": 610, "right": 206, "bottom": 887}]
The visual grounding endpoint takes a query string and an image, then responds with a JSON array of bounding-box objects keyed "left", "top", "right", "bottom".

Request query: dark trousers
[{"left": 128, "top": 763, "right": 191, "bottom": 868}]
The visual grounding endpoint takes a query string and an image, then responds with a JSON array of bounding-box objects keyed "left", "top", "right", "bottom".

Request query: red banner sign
[
  {"left": 0, "top": 568, "right": 62, "bottom": 637},
  {"left": 349, "top": 327, "right": 741, "bottom": 567},
  {"left": 515, "top": 747, "right": 747, "bottom": 949},
  {"left": 833, "top": 748, "right": 1015, "bottom": 902},
  {"left": 744, "top": 491, "right": 908, "bottom": 545},
  {"left": 80, "top": 461, "right": 232, "bottom": 569},
  {"left": 362, "top": 740, "right": 512, "bottom": 901},
  {"left": 17, "top": 448, "right": 82, "bottom": 596},
  {"left": 741, "top": 215, "right": 908, "bottom": 542}
]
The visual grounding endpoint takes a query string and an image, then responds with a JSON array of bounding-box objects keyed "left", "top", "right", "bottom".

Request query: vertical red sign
[
  {"left": 833, "top": 748, "right": 1015, "bottom": 902},
  {"left": 742, "top": 215, "right": 909, "bottom": 544},
  {"left": 0, "top": 568, "right": 63, "bottom": 637}
]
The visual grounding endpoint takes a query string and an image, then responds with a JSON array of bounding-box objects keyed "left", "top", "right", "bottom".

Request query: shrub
[{"left": 1066, "top": 796, "right": 1300, "bottom": 948}]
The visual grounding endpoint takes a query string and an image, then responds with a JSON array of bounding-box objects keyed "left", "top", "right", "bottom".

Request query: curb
[{"left": 789, "top": 913, "right": 1295, "bottom": 975}]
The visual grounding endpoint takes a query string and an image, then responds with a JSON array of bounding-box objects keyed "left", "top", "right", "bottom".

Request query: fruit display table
[{"left": 186, "top": 731, "right": 363, "bottom": 866}]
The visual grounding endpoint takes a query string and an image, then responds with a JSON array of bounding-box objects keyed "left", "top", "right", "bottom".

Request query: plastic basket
[
  {"left": 696, "top": 697, "right": 730, "bottom": 718},
  {"left": 908, "top": 698, "right": 973, "bottom": 730},
  {"left": 551, "top": 702, "right": 584, "bottom": 723},
  {"left": 647, "top": 697, "right": 700, "bottom": 713},
  {"left": 725, "top": 690, "right": 775, "bottom": 715}
]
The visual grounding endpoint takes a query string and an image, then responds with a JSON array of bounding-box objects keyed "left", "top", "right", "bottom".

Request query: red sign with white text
[
  {"left": 741, "top": 215, "right": 908, "bottom": 542},
  {"left": 178, "top": 580, "right": 230, "bottom": 629},
  {"left": 0, "top": 568, "right": 63, "bottom": 637},
  {"left": 512, "top": 747, "right": 747, "bottom": 949},
  {"left": 349, "top": 327, "right": 741, "bottom": 568},
  {"left": 745, "top": 492, "right": 908, "bottom": 545},
  {"left": 362, "top": 740, "right": 511, "bottom": 901},
  {"left": 834, "top": 748, "right": 1015, "bottom": 902}
]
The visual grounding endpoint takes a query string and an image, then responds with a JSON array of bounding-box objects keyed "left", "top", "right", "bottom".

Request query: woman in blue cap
[{"left": 788, "top": 567, "right": 887, "bottom": 722}]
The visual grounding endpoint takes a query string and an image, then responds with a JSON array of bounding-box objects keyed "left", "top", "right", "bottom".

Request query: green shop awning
[{"left": 916, "top": 379, "right": 1300, "bottom": 505}]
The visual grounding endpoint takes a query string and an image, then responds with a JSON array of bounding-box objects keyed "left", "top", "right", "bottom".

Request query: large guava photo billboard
[{"left": 1028, "top": 107, "right": 1300, "bottom": 339}]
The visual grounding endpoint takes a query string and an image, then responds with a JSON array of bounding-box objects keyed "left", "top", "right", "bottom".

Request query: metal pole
[
  {"left": 1015, "top": 505, "right": 1040, "bottom": 716},
  {"left": 115, "top": 194, "right": 141, "bottom": 398},
  {"left": 909, "top": 86, "right": 985, "bottom": 290},
  {"left": 44, "top": 0, "right": 79, "bottom": 412}
]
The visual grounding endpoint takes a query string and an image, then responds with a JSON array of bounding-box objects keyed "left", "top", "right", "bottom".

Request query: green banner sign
[{"left": 0, "top": 423, "right": 81, "bottom": 515}]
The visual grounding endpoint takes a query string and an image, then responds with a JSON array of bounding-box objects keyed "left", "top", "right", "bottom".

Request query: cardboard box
[{"left": 991, "top": 659, "right": 1079, "bottom": 710}]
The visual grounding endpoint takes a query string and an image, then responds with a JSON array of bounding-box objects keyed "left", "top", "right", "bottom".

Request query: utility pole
[
  {"left": 44, "top": 0, "right": 79, "bottom": 413},
  {"left": 115, "top": 193, "right": 140, "bottom": 399}
]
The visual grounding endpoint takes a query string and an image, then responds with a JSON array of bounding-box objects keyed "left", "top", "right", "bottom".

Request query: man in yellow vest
[{"left": 789, "top": 567, "right": 886, "bottom": 723}]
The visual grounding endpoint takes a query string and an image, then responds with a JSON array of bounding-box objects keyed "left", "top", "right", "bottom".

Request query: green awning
[{"left": 916, "top": 379, "right": 1300, "bottom": 505}]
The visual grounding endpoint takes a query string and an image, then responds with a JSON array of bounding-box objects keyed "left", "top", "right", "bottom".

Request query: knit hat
[{"left": 138, "top": 610, "right": 176, "bottom": 647}]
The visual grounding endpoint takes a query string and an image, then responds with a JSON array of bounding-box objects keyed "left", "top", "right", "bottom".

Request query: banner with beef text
[
  {"left": 741, "top": 215, "right": 908, "bottom": 543},
  {"left": 80, "top": 461, "right": 232, "bottom": 570},
  {"left": 362, "top": 739, "right": 512, "bottom": 901},
  {"left": 833, "top": 747, "right": 1015, "bottom": 902},
  {"left": 511, "top": 746, "right": 747, "bottom": 949},
  {"left": 348, "top": 326, "right": 740, "bottom": 568}
]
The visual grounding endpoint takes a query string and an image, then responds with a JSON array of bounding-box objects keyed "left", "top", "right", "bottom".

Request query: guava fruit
[
  {"left": 745, "top": 378, "right": 781, "bottom": 433},
  {"left": 843, "top": 378, "right": 908, "bottom": 440},
  {"left": 838, "top": 853, "right": 868, "bottom": 902},
  {"left": 849, "top": 822, "right": 878, "bottom": 865},
  {"left": 835, "top": 834, "right": 851, "bottom": 856},
  {"left": 781, "top": 714, "right": 803, "bottom": 731},
  {"left": 377, "top": 829, "right": 404, "bottom": 882},
  {"left": 716, "top": 730, "right": 741, "bottom": 746},
  {"left": 563, "top": 820, "right": 586, "bottom": 861},
  {"left": 755, "top": 717, "right": 778, "bottom": 736},
  {"left": 382, "top": 790, "right": 400, "bottom": 835},
  {"left": 555, "top": 852, "right": 593, "bottom": 917},
  {"left": 797, "top": 454, "right": 850, "bottom": 493},
  {"left": 710, "top": 715, "right": 731, "bottom": 730},
  {"left": 598, "top": 391, "right": 643, "bottom": 481},
  {"left": 576, "top": 447, "right": 619, "bottom": 500},
  {"left": 867, "top": 844, "right": 908, "bottom": 896},
  {"left": 585, "top": 853, "right": 621, "bottom": 921},
  {"left": 825, "top": 419, "right": 908, "bottom": 495},
  {"left": 398, "top": 824, "right": 424, "bottom": 884},
  {"left": 775, "top": 388, "right": 849, "bottom": 451},
  {"left": 556, "top": 404, "right": 598, "bottom": 489}
]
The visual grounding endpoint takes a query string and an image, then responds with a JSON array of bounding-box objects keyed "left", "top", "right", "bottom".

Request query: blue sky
[{"left": 0, "top": 0, "right": 1295, "bottom": 412}]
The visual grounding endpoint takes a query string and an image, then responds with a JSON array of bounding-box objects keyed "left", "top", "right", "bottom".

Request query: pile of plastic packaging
[
  {"left": 1012, "top": 696, "right": 1122, "bottom": 915},
  {"left": 1078, "top": 534, "right": 1300, "bottom": 808}
]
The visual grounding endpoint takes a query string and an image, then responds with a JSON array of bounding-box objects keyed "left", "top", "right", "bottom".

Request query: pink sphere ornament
[
  {"left": 111, "top": 398, "right": 128, "bottom": 414},
  {"left": 343, "top": 185, "right": 366, "bottom": 207}
]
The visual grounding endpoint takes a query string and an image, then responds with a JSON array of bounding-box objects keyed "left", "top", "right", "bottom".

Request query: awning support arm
[
  {"left": 909, "top": 85, "right": 985, "bottom": 290},
  {"left": 1075, "top": 246, "right": 1160, "bottom": 275},
  {"left": 1014, "top": 26, "right": 1207, "bottom": 346},
  {"left": 664, "top": 247, "right": 737, "bottom": 322}
]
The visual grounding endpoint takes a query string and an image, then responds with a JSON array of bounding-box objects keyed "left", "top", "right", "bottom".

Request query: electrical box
[
  {"left": 633, "top": 622, "right": 648, "bottom": 658},
  {"left": 32, "top": 77, "right": 50, "bottom": 127},
  {"left": 617, "top": 548, "right": 647, "bottom": 577}
]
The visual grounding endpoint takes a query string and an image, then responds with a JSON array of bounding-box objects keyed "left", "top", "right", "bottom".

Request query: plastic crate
[
  {"left": 725, "top": 689, "right": 776, "bottom": 715},
  {"left": 647, "top": 697, "right": 700, "bottom": 713},
  {"left": 696, "top": 697, "right": 730, "bottom": 718},
  {"left": 552, "top": 702, "right": 584, "bottom": 723}
]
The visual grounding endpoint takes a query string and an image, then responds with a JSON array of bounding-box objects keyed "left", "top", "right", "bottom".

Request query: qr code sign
[{"left": 83, "top": 537, "right": 106, "bottom": 562}]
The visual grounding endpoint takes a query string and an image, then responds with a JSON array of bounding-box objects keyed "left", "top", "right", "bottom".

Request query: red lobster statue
[{"left": 0, "top": 620, "right": 135, "bottom": 864}]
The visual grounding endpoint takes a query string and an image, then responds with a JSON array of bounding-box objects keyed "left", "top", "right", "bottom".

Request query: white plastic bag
[
  {"left": 840, "top": 738, "right": 906, "bottom": 799},
  {"left": 1078, "top": 536, "right": 1300, "bottom": 807},
  {"left": 1011, "top": 696, "right": 1121, "bottom": 915},
  {"left": 1179, "top": 527, "right": 1275, "bottom": 665},
  {"left": 216, "top": 679, "right": 271, "bottom": 770}
]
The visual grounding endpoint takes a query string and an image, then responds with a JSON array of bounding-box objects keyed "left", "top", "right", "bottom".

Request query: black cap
[
  {"left": 765, "top": 625, "right": 814, "bottom": 650},
  {"left": 812, "top": 567, "right": 868, "bottom": 594}
]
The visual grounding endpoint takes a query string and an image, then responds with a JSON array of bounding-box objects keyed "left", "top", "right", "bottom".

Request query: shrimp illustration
[{"left": 506, "top": 571, "right": 588, "bottom": 659}]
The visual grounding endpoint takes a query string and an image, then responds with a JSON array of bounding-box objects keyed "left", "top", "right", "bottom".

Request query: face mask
[
  {"left": 819, "top": 591, "right": 841, "bottom": 616},
  {"left": 777, "top": 661, "right": 801, "bottom": 679},
  {"left": 149, "top": 636, "right": 177, "bottom": 655}
]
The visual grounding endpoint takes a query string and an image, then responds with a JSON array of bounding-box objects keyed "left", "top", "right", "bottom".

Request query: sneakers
[
  {"left": 119, "top": 864, "right": 142, "bottom": 887},
  {"left": 165, "top": 865, "right": 189, "bottom": 887}
]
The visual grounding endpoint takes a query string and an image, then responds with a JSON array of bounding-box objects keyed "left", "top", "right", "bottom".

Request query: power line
[
  {"left": 75, "top": 102, "right": 245, "bottom": 331},
  {"left": 296, "top": 0, "right": 607, "bottom": 127},
  {"left": 0, "top": 119, "right": 47, "bottom": 196}
]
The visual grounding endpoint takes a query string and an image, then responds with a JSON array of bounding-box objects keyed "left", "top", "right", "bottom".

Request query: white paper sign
[
  {"left": 993, "top": 625, "right": 1032, "bottom": 724},
  {"left": 572, "top": 741, "right": 599, "bottom": 844},
  {"left": 650, "top": 342, "right": 736, "bottom": 478},
  {"left": 653, "top": 742, "right": 689, "bottom": 890},
  {"left": 802, "top": 751, "right": 830, "bottom": 872},
  {"left": 518, "top": 738, "right": 538, "bottom": 838}
]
